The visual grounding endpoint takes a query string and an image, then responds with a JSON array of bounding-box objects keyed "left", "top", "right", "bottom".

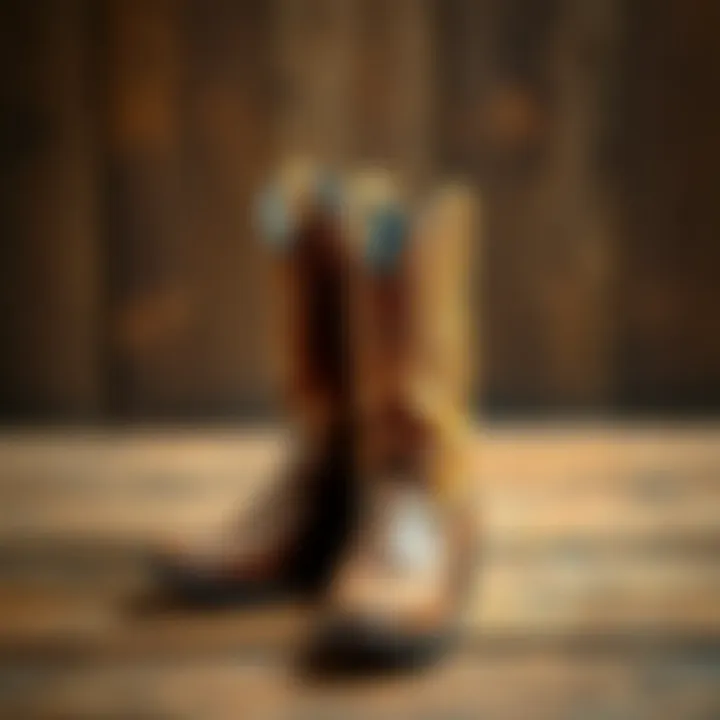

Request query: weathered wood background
[{"left": 1, "top": 0, "right": 718, "bottom": 421}]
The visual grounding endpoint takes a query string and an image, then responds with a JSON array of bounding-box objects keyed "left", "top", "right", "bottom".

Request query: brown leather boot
[
  {"left": 308, "top": 174, "right": 478, "bottom": 669},
  {"left": 154, "top": 160, "right": 357, "bottom": 606}
]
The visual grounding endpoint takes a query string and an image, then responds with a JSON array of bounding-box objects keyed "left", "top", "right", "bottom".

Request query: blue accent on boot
[
  {"left": 366, "top": 205, "right": 408, "bottom": 273},
  {"left": 255, "top": 186, "right": 292, "bottom": 250}
]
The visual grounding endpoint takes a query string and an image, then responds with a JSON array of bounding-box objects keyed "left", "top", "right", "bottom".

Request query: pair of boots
[{"left": 157, "top": 161, "right": 478, "bottom": 670}]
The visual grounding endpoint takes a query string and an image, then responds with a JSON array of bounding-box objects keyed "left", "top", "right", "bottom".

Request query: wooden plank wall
[
  {"left": 102, "top": 0, "right": 275, "bottom": 418},
  {"left": 0, "top": 0, "right": 718, "bottom": 421},
  {"left": 613, "top": 0, "right": 720, "bottom": 413},
  {"left": 0, "top": 0, "right": 100, "bottom": 420},
  {"left": 435, "top": 0, "right": 622, "bottom": 413}
]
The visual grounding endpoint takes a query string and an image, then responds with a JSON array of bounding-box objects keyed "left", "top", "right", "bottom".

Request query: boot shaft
[
  {"left": 258, "top": 159, "right": 351, "bottom": 439},
  {"left": 347, "top": 174, "right": 478, "bottom": 500},
  {"left": 256, "top": 162, "right": 478, "bottom": 500}
]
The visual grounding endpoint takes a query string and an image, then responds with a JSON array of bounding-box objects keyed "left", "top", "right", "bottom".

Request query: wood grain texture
[
  {"left": 0, "top": 426, "right": 719, "bottom": 717},
  {"left": 614, "top": 0, "right": 720, "bottom": 412},
  {"left": 0, "top": 0, "right": 719, "bottom": 420},
  {"left": 3, "top": 652, "right": 717, "bottom": 720},
  {"left": 353, "top": 0, "right": 432, "bottom": 185},
  {"left": 0, "top": 0, "right": 100, "bottom": 420},
  {"left": 102, "top": 0, "right": 191, "bottom": 417},
  {"left": 276, "top": 0, "right": 359, "bottom": 166},
  {"left": 435, "top": 0, "right": 621, "bottom": 412},
  {"left": 103, "top": 0, "right": 275, "bottom": 418},
  {"left": 0, "top": 427, "right": 718, "bottom": 643}
]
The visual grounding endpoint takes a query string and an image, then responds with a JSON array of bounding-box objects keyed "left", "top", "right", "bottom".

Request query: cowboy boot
[
  {"left": 308, "top": 173, "right": 478, "bottom": 668},
  {"left": 153, "top": 160, "right": 357, "bottom": 606}
]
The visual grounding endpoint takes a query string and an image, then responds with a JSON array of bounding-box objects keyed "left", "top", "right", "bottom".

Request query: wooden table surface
[{"left": 0, "top": 425, "right": 718, "bottom": 719}]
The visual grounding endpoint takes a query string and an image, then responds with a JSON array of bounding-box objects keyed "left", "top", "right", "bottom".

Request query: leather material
[{"left": 308, "top": 178, "right": 478, "bottom": 670}]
